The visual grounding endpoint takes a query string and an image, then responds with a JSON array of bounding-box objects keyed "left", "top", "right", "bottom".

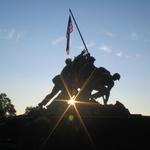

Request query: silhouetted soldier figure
[
  {"left": 62, "top": 50, "right": 94, "bottom": 94},
  {"left": 76, "top": 55, "right": 96, "bottom": 100},
  {"left": 61, "top": 58, "right": 73, "bottom": 78},
  {"left": 72, "top": 50, "right": 87, "bottom": 83},
  {"left": 90, "top": 72, "right": 121, "bottom": 105},
  {"left": 38, "top": 75, "right": 63, "bottom": 107},
  {"left": 61, "top": 58, "right": 74, "bottom": 94},
  {"left": 73, "top": 50, "right": 87, "bottom": 64},
  {"left": 38, "top": 58, "right": 74, "bottom": 108},
  {"left": 80, "top": 55, "right": 96, "bottom": 80}
]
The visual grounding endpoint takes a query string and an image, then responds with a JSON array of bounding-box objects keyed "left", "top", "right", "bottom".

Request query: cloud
[
  {"left": 135, "top": 53, "right": 141, "bottom": 59},
  {"left": 116, "top": 51, "right": 123, "bottom": 57},
  {"left": 16, "top": 32, "right": 26, "bottom": 41},
  {"left": 87, "top": 42, "right": 96, "bottom": 48},
  {"left": 98, "top": 45, "right": 112, "bottom": 53},
  {"left": 77, "top": 41, "right": 96, "bottom": 50},
  {"left": 125, "top": 55, "right": 132, "bottom": 59},
  {"left": 51, "top": 36, "right": 65, "bottom": 45},
  {"left": 102, "top": 29, "right": 115, "bottom": 38},
  {"left": 8, "top": 29, "right": 16, "bottom": 39},
  {"left": 0, "top": 29, "right": 15, "bottom": 40},
  {"left": 0, "top": 28, "right": 26, "bottom": 41},
  {"left": 105, "top": 31, "right": 114, "bottom": 38},
  {"left": 115, "top": 51, "right": 141, "bottom": 59},
  {"left": 131, "top": 32, "right": 138, "bottom": 40},
  {"left": 125, "top": 53, "right": 142, "bottom": 59},
  {"left": 77, "top": 45, "right": 84, "bottom": 50}
]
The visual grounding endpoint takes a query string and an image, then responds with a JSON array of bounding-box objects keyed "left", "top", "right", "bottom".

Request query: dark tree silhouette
[
  {"left": 0, "top": 93, "right": 16, "bottom": 118},
  {"left": 24, "top": 106, "right": 37, "bottom": 115},
  {"left": 24, "top": 106, "right": 48, "bottom": 117}
]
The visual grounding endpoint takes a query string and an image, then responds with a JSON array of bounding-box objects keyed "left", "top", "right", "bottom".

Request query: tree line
[{"left": 0, "top": 93, "right": 44, "bottom": 119}]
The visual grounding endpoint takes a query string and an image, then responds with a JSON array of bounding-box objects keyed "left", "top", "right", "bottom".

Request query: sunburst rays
[
  {"left": 73, "top": 104, "right": 96, "bottom": 150},
  {"left": 40, "top": 104, "right": 71, "bottom": 150},
  {"left": 40, "top": 70, "right": 97, "bottom": 150}
]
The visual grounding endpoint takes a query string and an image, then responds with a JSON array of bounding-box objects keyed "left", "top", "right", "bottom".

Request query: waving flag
[{"left": 66, "top": 15, "right": 73, "bottom": 55}]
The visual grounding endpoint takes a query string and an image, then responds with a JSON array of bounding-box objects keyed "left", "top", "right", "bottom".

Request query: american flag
[{"left": 66, "top": 15, "right": 73, "bottom": 55}]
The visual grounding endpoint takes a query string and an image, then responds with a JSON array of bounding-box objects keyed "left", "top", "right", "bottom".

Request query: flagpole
[{"left": 69, "top": 9, "right": 89, "bottom": 53}]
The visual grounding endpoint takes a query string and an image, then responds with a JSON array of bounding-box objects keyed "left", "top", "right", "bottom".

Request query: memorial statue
[{"left": 38, "top": 50, "right": 120, "bottom": 107}]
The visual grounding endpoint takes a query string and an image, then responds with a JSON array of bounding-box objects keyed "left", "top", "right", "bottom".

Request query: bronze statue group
[{"left": 38, "top": 50, "right": 120, "bottom": 108}]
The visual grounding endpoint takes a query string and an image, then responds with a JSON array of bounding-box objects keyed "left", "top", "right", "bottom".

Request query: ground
[{"left": 0, "top": 101, "right": 150, "bottom": 150}]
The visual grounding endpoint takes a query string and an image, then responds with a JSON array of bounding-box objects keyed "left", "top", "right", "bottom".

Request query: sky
[{"left": 0, "top": 0, "right": 150, "bottom": 115}]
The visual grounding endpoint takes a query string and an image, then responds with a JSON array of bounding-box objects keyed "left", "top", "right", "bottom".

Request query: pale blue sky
[{"left": 0, "top": 0, "right": 150, "bottom": 115}]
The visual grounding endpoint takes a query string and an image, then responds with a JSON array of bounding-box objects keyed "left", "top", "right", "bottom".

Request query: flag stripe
[{"left": 66, "top": 15, "right": 73, "bottom": 55}]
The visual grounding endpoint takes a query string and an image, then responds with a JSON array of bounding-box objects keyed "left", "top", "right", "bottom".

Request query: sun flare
[{"left": 68, "top": 97, "right": 75, "bottom": 105}]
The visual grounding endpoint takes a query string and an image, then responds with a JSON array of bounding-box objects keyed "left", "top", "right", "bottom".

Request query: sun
[{"left": 68, "top": 97, "right": 75, "bottom": 105}]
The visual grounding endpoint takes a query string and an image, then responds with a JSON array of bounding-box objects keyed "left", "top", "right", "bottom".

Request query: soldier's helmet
[
  {"left": 81, "top": 49, "right": 86, "bottom": 55},
  {"left": 65, "top": 58, "right": 72, "bottom": 65},
  {"left": 87, "top": 56, "right": 96, "bottom": 63},
  {"left": 113, "top": 73, "right": 121, "bottom": 80}
]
